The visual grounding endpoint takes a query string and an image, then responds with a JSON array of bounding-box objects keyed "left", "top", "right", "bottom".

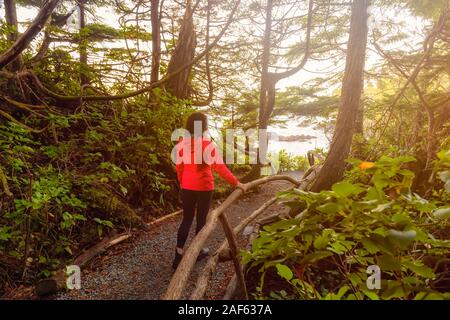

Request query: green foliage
[
  {"left": 93, "top": 217, "right": 113, "bottom": 237},
  {"left": 81, "top": 23, "right": 120, "bottom": 41},
  {"left": 434, "top": 149, "right": 450, "bottom": 193},
  {"left": 405, "top": 0, "right": 449, "bottom": 19},
  {"left": 1, "top": 0, "right": 447, "bottom": 299},
  {"left": 0, "top": 88, "right": 188, "bottom": 287},
  {"left": 275, "top": 86, "right": 339, "bottom": 118},
  {"left": 242, "top": 151, "right": 450, "bottom": 300},
  {"left": 271, "top": 149, "right": 308, "bottom": 173}
]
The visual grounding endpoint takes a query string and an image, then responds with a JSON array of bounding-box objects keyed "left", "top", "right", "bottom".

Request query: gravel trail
[{"left": 57, "top": 171, "right": 302, "bottom": 300}]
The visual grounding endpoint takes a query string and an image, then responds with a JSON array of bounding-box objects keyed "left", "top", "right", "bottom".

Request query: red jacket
[{"left": 175, "top": 137, "right": 239, "bottom": 191}]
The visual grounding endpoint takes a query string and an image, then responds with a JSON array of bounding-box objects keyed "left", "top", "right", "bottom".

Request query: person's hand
[{"left": 236, "top": 182, "right": 247, "bottom": 193}]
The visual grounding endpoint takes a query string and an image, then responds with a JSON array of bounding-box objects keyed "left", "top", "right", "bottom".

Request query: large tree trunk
[
  {"left": 242, "top": 0, "right": 313, "bottom": 182},
  {"left": 242, "top": 0, "right": 274, "bottom": 182},
  {"left": 164, "top": 0, "right": 196, "bottom": 99},
  {"left": 258, "top": 0, "right": 273, "bottom": 131},
  {"left": 150, "top": 0, "right": 161, "bottom": 84},
  {"left": 355, "top": 103, "right": 364, "bottom": 135},
  {"left": 4, "top": 0, "right": 23, "bottom": 71},
  {"left": 0, "top": 0, "right": 61, "bottom": 69},
  {"left": 310, "top": 0, "right": 369, "bottom": 192}
]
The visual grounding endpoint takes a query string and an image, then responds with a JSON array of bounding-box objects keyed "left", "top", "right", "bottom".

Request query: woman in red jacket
[{"left": 173, "top": 112, "right": 246, "bottom": 269}]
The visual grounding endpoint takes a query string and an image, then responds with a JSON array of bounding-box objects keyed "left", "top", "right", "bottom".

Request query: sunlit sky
[
  {"left": 0, "top": 2, "right": 430, "bottom": 155},
  {"left": 1, "top": 1, "right": 427, "bottom": 90}
]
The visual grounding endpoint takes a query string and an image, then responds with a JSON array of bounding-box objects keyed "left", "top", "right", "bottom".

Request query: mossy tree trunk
[
  {"left": 150, "top": 0, "right": 161, "bottom": 84},
  {"left": 311, "top": 0, "right": 370, "bottom": 192},
  {"left": 163, "top": 0, "right": 196, "bottom": 99},
  {"left": 4, "top": 0, "right": 23, "bottom": 71}
]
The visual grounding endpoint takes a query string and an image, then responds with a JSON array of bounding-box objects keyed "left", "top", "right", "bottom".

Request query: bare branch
[{"left": 0, "top": 0, "right": 61, "bottom": 69}]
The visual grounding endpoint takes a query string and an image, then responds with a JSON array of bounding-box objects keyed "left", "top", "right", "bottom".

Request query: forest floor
[{"left": 52, "top": 171, "right": 302, "bottom": 300}]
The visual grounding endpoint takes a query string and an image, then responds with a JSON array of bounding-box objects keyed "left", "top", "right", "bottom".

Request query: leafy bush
[
  {"left": 271, "top": 149, "right": 309, "bottom": 173},
  {"left": 242, "top": 151, "right": 450, "bottom": 300},
  {"left": 0, "top": 89, "right": 188, "bottom": 288}
]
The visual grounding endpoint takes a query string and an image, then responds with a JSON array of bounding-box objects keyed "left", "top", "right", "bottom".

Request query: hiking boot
[{"left": 197, "top": 248, "right": 210, "bottom": 262}]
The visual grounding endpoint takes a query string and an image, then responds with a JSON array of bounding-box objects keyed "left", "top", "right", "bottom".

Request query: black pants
[{"left": 176, "top": 189, "right": 213, "bottom": 248}]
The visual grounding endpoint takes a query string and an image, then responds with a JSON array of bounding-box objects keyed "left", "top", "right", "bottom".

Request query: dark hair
[{"left": 185, "top": 112, "right": 208, "bottom": 137}]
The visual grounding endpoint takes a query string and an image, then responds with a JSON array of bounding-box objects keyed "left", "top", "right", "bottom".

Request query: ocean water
[
  {"left": 209, "top": 116, "right": 330, "bottom": 158},
  {"left": 267, "top": 116, "right": 330, "bottom": 156}
]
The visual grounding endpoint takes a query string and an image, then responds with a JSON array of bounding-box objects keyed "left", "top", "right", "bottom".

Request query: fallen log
[
  {"left": 148, "top": 209, "right": 182, "bottom": 226},
  {"left": 223, "top": 274, "right": 238, "bottom": 300},
  {"left": 227, "top": 209, "right": 310, "bottom": 299},
  {"left": 190, "top": 195, "right": 279, "bottom": 299},
  {"left": 190, "top": 172, "right": 316, "bottom": 300},
  {"left": 35, "top": 233, "right": 130, "bottom": 297},
  {"left": 256, "top": 207, "right": 291, "bottom": 226},
  {"left": 163, "top": 175, "right": 300, "bottom": 300},
  {"left": 223, "top": 223, "right": 261, "bottom": 300},
  {"left": 218, "top": 169, "right": 317, "bottom": 299},
  {"left": 287, "top": 165, "right": 321, "bottom": 218},
  {"left": 191, "top": 172, "right": 314, "bottom": 299},
  {"left": 299, "top": 165, "right": 322, "bottom": 190},
  {"left": 73, "top": 233, "right": 130, "bottom": 268},
  {"left": 218, "top": 213, "right": 248, "bottom": 299}
]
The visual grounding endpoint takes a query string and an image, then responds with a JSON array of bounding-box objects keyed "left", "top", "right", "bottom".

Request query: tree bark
[
  {"left": 242, "top": 0, "right": 274, "bottom": 182},
  {"left": 0, "top": 0, "right": 61, "bottom": 69},
  {"left": 355, "top": 103, "right": 364, "bottom": 135},
  {"left": 243, "top": 0, "right": 313, "bottom": 182},
  {"left": 218, "top": 214, "right": 248, "bottom": 299},
  {"left": 258, "top": 0, "right": 273, "bottom": 131},
  {"left": 164, "top": 0, "right": 196, "bottom": 99},
  {"left": 4, "top": 0, "right": 23, "bottom": 71},
  {"left": 191, "top": 0, "right": 213, "bottom": 106},
  {"left": 17, "top": 0, "right": 240, "bottom": 103},
  {"left": 310, "top": 0, "right": 369, "bottom": 192},
  {"left": 190, "top": 195, "right": 278, "bottom": 299},
  {"left": 150, "top": 0, "right": 161, "bottom": 84}
]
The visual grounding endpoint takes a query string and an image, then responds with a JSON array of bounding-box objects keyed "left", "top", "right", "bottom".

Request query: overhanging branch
[
  {"left": 18, "top": 0, "right": 242, "bottom": 103},
  {"left": 0, "top": 0, "right": 61, "bottom": 69}
]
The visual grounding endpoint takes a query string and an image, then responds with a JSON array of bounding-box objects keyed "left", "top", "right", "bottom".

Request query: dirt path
[{"left": 57, "top": 171, "right": 302, "bottom": 300}]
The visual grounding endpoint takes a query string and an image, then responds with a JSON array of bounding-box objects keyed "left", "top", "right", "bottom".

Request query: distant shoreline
[{"left": 277, "top": 134, "right": 317, "bottom": 142}]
